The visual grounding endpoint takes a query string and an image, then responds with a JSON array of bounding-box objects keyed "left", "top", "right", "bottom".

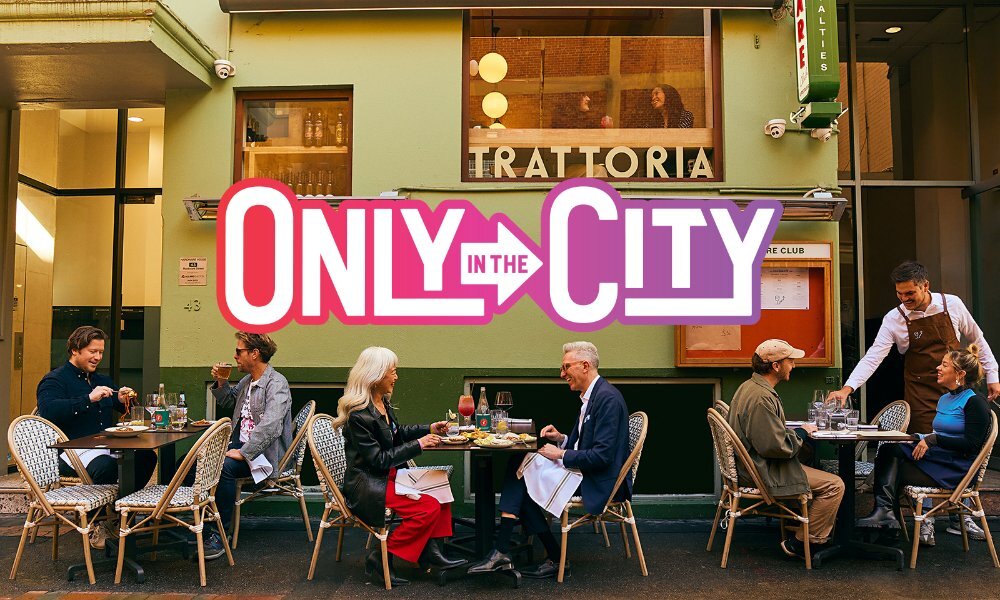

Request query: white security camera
[
  {"left": 214, "top": 59, "right": 236, "bottom": 80},
  {"left": 811, "top": 128, "right": 833, "bottom": 142},
  {"left": 764, "top": 119, "right": 786, "bottom": 139}
]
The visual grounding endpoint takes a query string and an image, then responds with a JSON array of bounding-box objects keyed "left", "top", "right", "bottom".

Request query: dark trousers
[
  {"left": 184, "top": 440, "right": 251, "bottom": 535},
  {"left": 59, "top": 450, "right": 158, "bottom": 489},
  {"left": 877, "top": 442, "right": 938, "bottom": 490},
  {"left": 496, "top": 456, "right": 567, "bottom": 535}
]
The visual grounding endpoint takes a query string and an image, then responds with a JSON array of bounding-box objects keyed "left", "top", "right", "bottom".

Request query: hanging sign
[{"left": 795, "top": 0, "right": 840, "bottom": 103}]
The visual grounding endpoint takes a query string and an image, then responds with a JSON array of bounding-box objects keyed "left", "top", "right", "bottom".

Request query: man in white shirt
[
  {"left": 829, "top": 261, "right": 999, "bottom": 434},
  {"left": 467, "top": 341, "right": 630, "bottom": 579}
]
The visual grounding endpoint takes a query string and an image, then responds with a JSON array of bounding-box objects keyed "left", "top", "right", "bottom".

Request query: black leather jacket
[{"left": 342, "top": 400, "right": 429, "bottom": 527}]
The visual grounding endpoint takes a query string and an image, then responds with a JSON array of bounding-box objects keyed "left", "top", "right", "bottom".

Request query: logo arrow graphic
[{"left": 460, "top": 221, "right": 542, "bottom": 305}]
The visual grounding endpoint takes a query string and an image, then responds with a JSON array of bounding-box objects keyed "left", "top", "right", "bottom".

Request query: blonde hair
[
  {"left": 332, "top": 347, "right": 398, "bottom": 429},
  {"left": 945, "top": 343, "right": 984, "bottom": 387}
]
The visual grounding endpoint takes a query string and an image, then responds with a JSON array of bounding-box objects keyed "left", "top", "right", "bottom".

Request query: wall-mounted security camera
[
  {"left": 214, "top": 59, "right": 236, "bottom": 80},
  {"left": 810, "top": 128, "right": 833, "bottom": 142},
  {"left": 764, "top": 119, "right": 787, "bottom": 139}
]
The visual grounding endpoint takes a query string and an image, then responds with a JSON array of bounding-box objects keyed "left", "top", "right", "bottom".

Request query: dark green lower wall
[{"left": 159, "top": 364, "right": 843, "bottom": 518}]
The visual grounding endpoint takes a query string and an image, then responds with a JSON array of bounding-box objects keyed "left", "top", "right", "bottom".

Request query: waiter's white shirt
[
  {"left": 845, "top": 292, "right": 999, "bottom": 390},
  {"left": 562, "top": 376, "right": 599, "bottom": 451}
]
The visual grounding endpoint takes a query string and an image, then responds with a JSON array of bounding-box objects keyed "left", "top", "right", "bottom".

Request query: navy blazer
[
  {"left": 37, "top": 362, "right": 125, "bottom": 441},
  {"left": 562, "top": 377, "right": 632, "bottom": 515}
]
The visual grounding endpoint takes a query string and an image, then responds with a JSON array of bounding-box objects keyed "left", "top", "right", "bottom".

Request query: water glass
[
  {"left": 813, "top": 389, "right": 827, "bottom": 408},
  {"left": 815, "top": 409, "right": 829, "bottom": 430},
  {"left": 847, "top": 410, "right": 860, "bottom": 431},
  {"left": 169, "top": 406, "right": 186, "bottom": 430},
  {"left": 445, "top": 411, "right": 460, "bottom": 436},
  {"left": 806, "top": 407, "right": 818, "bottom": 424},
  {"left": 129, "top": 406, "right": 146, "bottom": 426}
]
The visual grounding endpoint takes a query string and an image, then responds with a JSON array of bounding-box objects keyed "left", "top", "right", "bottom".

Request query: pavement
[{"left": 4, "top": 515, "right": 1000, "bottom": 600}]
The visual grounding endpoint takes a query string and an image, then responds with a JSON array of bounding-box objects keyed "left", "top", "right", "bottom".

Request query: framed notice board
[{"left": 677, "top": 241, "right": 834, "bottom": 367}]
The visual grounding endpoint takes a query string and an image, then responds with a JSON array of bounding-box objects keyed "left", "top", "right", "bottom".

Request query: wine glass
[
  {"left": 145, "top": 393, "right": 159, "bottom": 422},
  {"left": 458, "top": 394, "right": 475, "bottom": 429}
]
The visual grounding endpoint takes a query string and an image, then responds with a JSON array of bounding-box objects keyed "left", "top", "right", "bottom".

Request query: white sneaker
[
  {"left": 946, "top": 515, "right": 986, "bottom": 541},
  {"left": 919, "top": 516, "right": 936, "bottom": 547}
]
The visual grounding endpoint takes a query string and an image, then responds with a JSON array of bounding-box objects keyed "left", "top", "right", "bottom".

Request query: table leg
[
  {"left": 159, "top": 444, "right": 177, "bottom": 483},
  {"left": 473, "top": 453, "right": 495, "bottom": 558}
]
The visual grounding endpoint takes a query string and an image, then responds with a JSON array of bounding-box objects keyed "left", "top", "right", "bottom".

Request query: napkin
[
  {"left": 394, "top": 467, "right": 454, "bottom": 504},
  {"left": 248, "top": 453, "right": 273, "bottom": 484}
]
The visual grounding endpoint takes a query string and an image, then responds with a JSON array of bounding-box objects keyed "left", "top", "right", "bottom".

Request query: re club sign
[
  {"left": 216, "top": 179, "right": 782, "bottom": 332},
  {"left": 795, "top": 0, "right": 840, "bottom": 103}
]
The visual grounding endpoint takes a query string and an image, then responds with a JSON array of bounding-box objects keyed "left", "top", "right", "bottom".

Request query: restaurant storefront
[{"left": 2, "top": 1, "right": 999, "bottom": 517}]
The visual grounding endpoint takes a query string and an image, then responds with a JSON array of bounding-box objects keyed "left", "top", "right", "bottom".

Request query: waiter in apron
[{"left": 828, "top": 261, "right": 999, "bottom": 433}]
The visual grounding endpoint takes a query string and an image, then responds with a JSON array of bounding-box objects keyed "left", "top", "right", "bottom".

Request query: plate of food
[
  {"left": 518, "top": 433, "right": 537, "bottom": 443},
  {"left": 489, "top": 438, "right": 515, "bottom": 448},
  {"left": 462, "top": 430, "right": 490, "bottom": 440},
  {"left": 117, "top": 420, "right": 146, "bottom": 427},
  {"left": 443, "top": 435, "right": 467, "bottom": 445},
  {"left": 189, "top": 419, "right": 215, "bottom": 427},
  {"left": 105, "top": 425, "right": 149, "bottom": 437}
]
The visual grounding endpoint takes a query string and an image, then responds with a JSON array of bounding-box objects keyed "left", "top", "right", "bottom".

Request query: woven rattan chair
[
  {"left": 820, "top": 400, "right": 911, "bottom": 481},
  {"left": 554, "top": 411, "right": 649, "bottom": 583},
  {"left": 903, "top": 411, "right": 999, "bottom": 569},
  {"left": 306, "top": 413, "right": 396, "bottom": 589},
  {"left": 231, "top": 400, "right": 316, "bottom": 549},
  {"left": 8, "top": 415, "right": 118, "bottom": 585},
  {"left": 713, "top": 399, "right": 730, "bottom": 420},
  {"left": 705, "top": 408, "right": 813, "bottom": 569},
  {"left": 113, "top": 418, "right": 236, "bottom": 586}
]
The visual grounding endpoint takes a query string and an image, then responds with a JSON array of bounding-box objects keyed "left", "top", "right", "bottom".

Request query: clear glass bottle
[
  {"left": 476, "top": 388, "right": 491, "bottom": 432},
  {"left": 305, "top": 171, "right": 314, "bottom": 197},
  {"left": 304, "top": 110, "right": 314, "bottom": 146},
  {"left": 313, "top": 111, "right": 325, "bottom": 147},
  {"left": 154, "top": 383, "right": 169, "bottom": 429}
]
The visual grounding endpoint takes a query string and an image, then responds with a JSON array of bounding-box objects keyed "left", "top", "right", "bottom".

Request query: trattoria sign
[
  {"left": 794, "top": 0, "right": 840, "bottom": 103},
  {"left": 468, "top": 145, "right": 715, "bottom": 180},
  {"left": 216, "top": 179, "right": 782, "bottom": 332}
]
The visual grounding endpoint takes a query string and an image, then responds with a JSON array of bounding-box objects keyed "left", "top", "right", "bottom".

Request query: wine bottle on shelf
[
  {"left": 326, "top": 169, "right": 335, "bottom": 196},
  {"left": 305, "top": 171, "right": 314, "bottom": 197},
  {"left": 294, "top": 172, "right": 304, "bottom": 196},
  {"left": 314, "top": 111, "right": 325, "bottom": 147},
  {"left": 304, "top": 111, "right": 314, "bottom": 147},
  {"left": 316, "top": 171, "right": 326, "bottom": 197},
  {"left": 335, "top": 113, "right": 344, "bottom": 145}
]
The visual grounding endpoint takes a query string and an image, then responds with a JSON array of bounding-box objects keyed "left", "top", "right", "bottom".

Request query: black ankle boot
[
  {"left": 419, "top": 539, "right": 468, "bottom": 570},
  {"left": 365, "top": 549, "right": 410, "bottom": 586},
  {"left": 857, "top": 455, "right": 901, "bottom": 529}
]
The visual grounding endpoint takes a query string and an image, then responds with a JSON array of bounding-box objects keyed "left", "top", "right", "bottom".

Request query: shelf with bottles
[{"left": 243, "top": 145, "right": 349, "bottom": 154}]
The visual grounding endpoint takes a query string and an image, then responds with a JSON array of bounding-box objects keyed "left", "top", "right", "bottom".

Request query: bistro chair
[
  {"left": 112, "top": 418, "right": 235, "bottom": 586},
  {"left": 555, "top": 411, "right": 649, "bottom": 583},
  {"left": 820, "top": 400, "right": 910, "bottom": 484},
  {"left": 8, "top": 415, "right": 118, "bottom": 585},
  {"left": 306, "top": 413, "right": 394, "bottom": 590},
  {"left": 712, "top": 399, "right": 730, "bottom": 420},
  {"left": 22, "top": 405, "right": 84, "bottom": 544},
  {"left": 364, "top": 458, "right": 456, "bottom": 551},
  {"left": 903, "top": 411, "right": 999, "bottom": 569},
  {"left": 705, "top": 408, "right": 813, "bottom": 569},
  {"left": 231, "top": 400, "right": 316, "bottom": 549}
]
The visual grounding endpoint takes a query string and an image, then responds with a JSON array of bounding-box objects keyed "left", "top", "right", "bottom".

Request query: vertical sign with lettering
[{"left": 795, "top": 0, "right": 840, "bottom": 103}]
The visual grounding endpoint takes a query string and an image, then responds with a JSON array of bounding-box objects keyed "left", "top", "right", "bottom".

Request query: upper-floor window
[{"left": 464, "top": 9, "right": 719, "bottom": 182}]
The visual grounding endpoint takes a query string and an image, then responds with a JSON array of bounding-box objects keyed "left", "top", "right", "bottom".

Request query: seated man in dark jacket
[
  {"left": 467, "top": 341, "right": 631, "bottom": 579},
  {"left": 728, "top": 339, "right": 844, "bottom": 559},
  {"left": 36, "top": 325, "right": 157, "bottom": 549}
]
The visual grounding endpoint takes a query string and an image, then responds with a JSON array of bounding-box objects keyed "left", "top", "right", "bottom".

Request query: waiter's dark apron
[{"left": 897, "top": 294, "right": 960, "bottom": 434}]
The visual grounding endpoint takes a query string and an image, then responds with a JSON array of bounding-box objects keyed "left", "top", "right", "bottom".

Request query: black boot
[
  {"left": 857, "top": 455, "right": 901, "bottom": 530},
  {"left": 419, "top": 539, "right": 468, "bottom": 570},
  {"left": 365, "top": 549, "right": 410, "bottom": 586}
]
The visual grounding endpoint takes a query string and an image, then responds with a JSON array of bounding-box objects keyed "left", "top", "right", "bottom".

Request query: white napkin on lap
[
  {"left": 394, "top": 468, "right": 454, "bottom": 504},
  {"left": 517, "top": 453, "right": 583, "bottom": 517},
  {"left": 248, "top": 453, "right": 273, "bottom": 484}
]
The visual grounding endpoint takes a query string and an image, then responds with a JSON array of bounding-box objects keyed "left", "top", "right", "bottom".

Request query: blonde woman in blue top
[{"left": 857, "top": 343, "right": 990, "bottom": 545}]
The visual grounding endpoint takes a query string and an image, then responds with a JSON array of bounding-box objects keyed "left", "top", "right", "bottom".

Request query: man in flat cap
[{"left": 728, "top": 339, "right": 844, "bottom": 560}]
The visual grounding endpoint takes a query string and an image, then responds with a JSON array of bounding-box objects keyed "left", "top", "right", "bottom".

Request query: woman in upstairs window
[
  {"left": 650, "top": 83, "right": 694, "bottom": 128},
  {"left": 856, "top": 343, "right": 992, "bottom": 547}
]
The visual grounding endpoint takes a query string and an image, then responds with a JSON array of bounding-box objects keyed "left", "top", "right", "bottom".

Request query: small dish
[
  {"left": 443, "top": 436, "right": 467, "bottom": 445},
  {"left": 105, "top": 425, "right": 149, "bottom": 437}
]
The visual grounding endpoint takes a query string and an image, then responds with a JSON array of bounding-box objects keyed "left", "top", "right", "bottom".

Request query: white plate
[
  {"left": 443, "top": 436, "right": 467, "bottom": 445},
  {"left": 105, "top": 425, "right": 150, "bottom": 437}
]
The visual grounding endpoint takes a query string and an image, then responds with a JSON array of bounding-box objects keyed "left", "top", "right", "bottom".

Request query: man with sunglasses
[
  {"left": 197, "top": 331, "right": 293, "bottom": 559},
  {"left": 467, "top": 341, "right": 630, "bottom": 579}
]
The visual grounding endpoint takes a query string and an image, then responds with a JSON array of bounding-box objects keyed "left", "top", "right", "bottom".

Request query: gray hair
[{"left": 562, "top": 341, "right": 600, "bottom": 369}]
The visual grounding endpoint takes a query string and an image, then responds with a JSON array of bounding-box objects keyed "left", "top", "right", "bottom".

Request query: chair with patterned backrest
[
  {"left": 8, "top": 415, "right": 118, "bottom": 585},
  {"left": 112, "top": 418, "right": 236, "bottom": 586},
  {"left": 231, "top": 400, "right": 316, "bottom": 549},
  {"left": 553, "top": 411, "right": 649, "bottom": 583},
  {"left": 819, "top": 400, "right": 911, "bottom": 482},
  {"left": 903, "top": 411, "right": 999, "bottom": 569},
  {"left": 306, "top": 413, "right": 396, "bottom": 589},
  {"left": 22, "top": 406, "right": 83, "bottom": 545},
  {"left": 705, "top": 408, "right": 813, "bottom": 569},
  {"left": 713, "top": 399, "right": 730, "bottom": 420}
]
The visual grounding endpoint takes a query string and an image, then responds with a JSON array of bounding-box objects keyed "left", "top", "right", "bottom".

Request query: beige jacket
[{"left": 727, "top": 373, "right": 809, "bottom": 497}]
